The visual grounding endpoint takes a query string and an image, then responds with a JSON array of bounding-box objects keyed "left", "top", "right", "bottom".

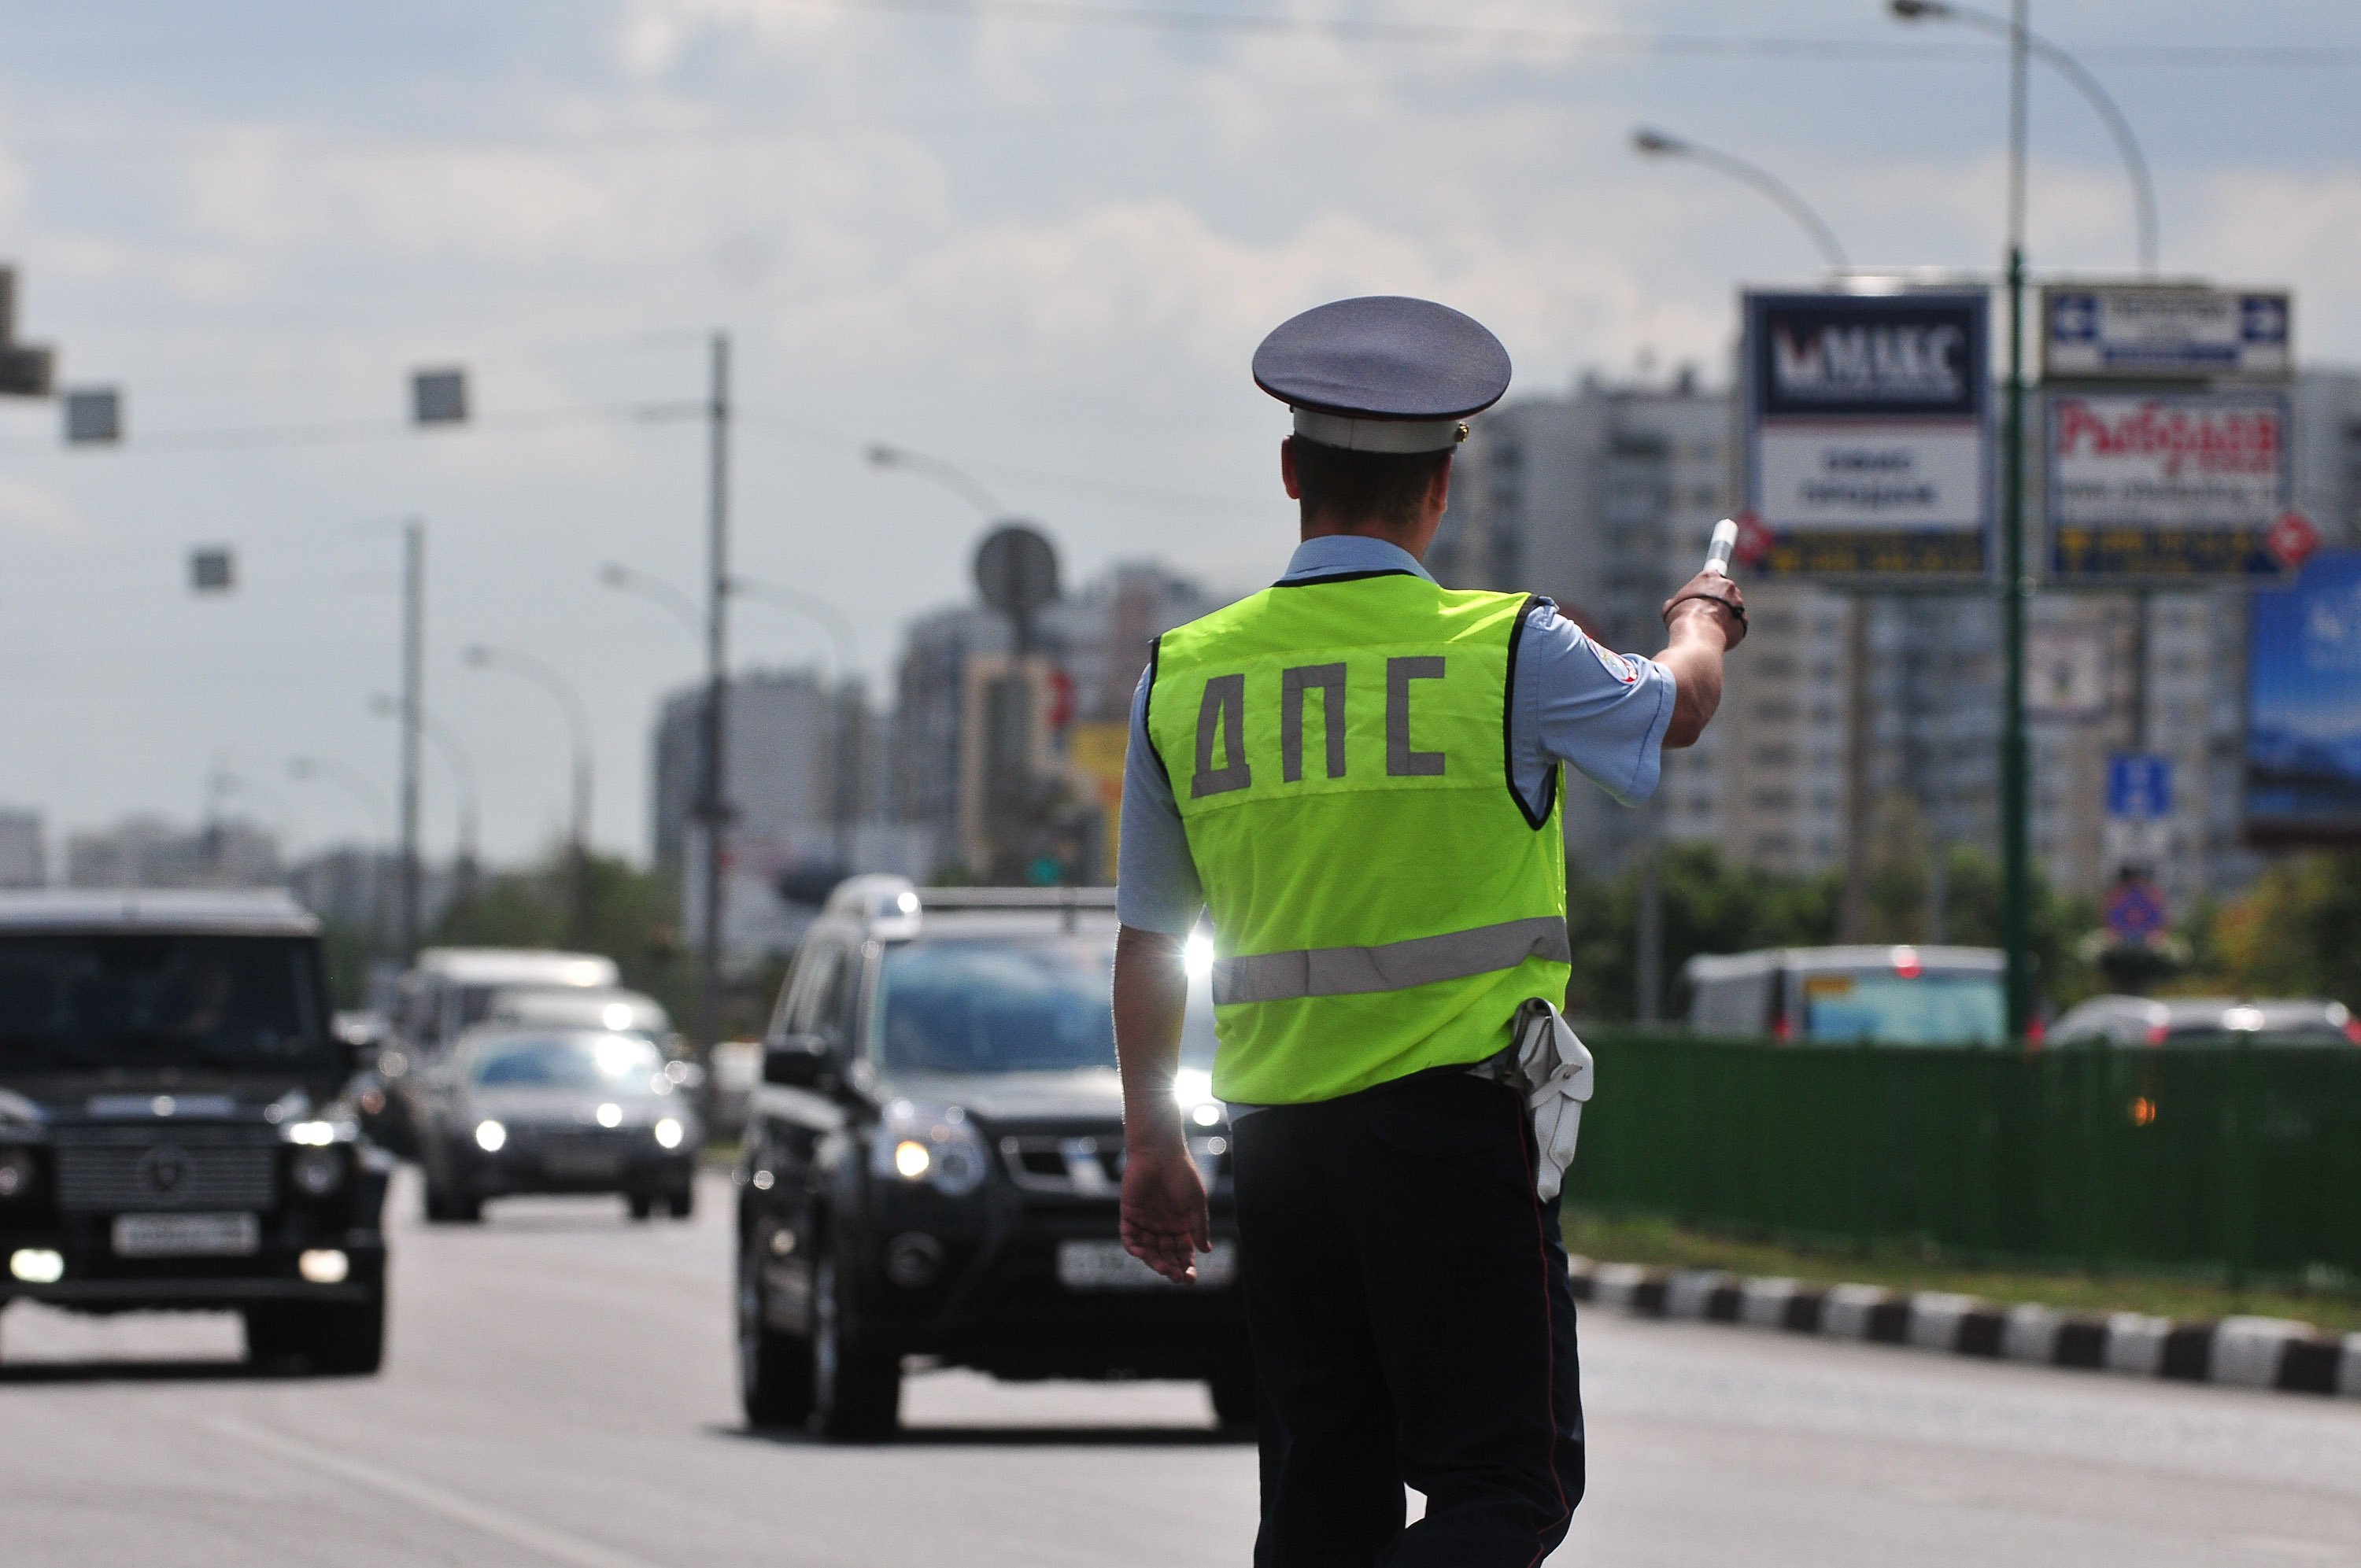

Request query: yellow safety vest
[{"left": 1146, "top": 570, "right": 1570, "bottom": 1104}]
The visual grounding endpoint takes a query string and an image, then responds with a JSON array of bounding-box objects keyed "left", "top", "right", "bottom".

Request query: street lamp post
[
  {"left": 464, "top": 644, "right": 596, "bottom": 946},
  {"left": 371, "top": 694, "right": 480, "bottom": 913},
  {"left": 399, "top": 520, "right": 425, "bottom": 962},
  {"left": 700, "top": 334, "right": 732, "bottom": 1061},
  {"left": 1627, "top": 133, "right": 1851, "bottom": 1015},
  {"left": 1631, "top": 127, "right": 1851, "bottom": 274},
  {"left": 288, "top": 756, "right": 394, "bottom": 950},
  {"left": 730, "top": 576, "right": 860, "bottom": 680},
  {"left": 866, "top": 443, "right": 1007, "bottom": 522},
  {"left": 1890, "top": 0, "right": 2158, "bottom": 277}
]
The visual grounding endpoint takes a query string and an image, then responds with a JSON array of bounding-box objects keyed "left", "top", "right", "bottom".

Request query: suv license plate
[
  {"left": 112, "top": 1212, "right": 260, "bottom": 1259},
  {"left": 1057, "top": 1238, "right": 1236, "bottom": 1291}
]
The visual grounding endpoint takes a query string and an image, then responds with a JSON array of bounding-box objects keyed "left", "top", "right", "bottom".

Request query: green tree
[
  {"left": 427, "top": 845, "right": 751, "bottom": 1034},
  {"left": 1566, "top": 841, "right": 2099, "bottom": 1024},
  {"left": 2208, "top": 850, "right": 2361, "bottom": 1005}
]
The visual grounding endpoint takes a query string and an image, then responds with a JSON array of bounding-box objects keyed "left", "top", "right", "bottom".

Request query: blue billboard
[{"left": 2247, "top": 551, "right": 2361, "bottom": 845}]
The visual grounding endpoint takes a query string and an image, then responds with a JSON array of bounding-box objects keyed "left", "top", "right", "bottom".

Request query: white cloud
[{"left": 0, "top": 475, "right": 83, "bottom": 540}]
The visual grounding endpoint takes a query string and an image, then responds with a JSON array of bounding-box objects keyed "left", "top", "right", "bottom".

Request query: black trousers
[{"left": 1232, "top": 1068, "right": 1584, "bottom": 1567}]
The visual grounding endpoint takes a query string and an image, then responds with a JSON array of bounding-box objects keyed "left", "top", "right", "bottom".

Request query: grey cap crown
[{"left": 1252, "top": 295, "right": 1511, "bottom": 422}]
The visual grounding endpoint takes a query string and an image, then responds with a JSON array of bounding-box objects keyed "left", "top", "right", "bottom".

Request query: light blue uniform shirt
[{"left": 1116, "top": 534, "right": 1678, "bottom": 937}]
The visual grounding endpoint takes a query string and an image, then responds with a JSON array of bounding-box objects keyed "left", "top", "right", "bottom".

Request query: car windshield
[
  {"left": 0, "top": 933, "right": 331, "bottom": 1075},
  {"left": 870, "top": 939, "right": 1217, "bottom": 1075},
  {"left": 1800, "top": 971, "right": 2005, "bottom": 1046},
  {"left": 471, "top": 1032, "right": 663, "bottom": 1089}
]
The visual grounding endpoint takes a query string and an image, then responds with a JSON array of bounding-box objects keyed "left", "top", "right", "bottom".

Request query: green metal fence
[{"left": 1567, "top": 1033, "right": 2361, "bottom": 1282}]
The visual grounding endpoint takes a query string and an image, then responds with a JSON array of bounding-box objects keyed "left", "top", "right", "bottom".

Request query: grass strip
[{"left": 1564, "top": 1208, "right": 2361, "bottom": 1337}]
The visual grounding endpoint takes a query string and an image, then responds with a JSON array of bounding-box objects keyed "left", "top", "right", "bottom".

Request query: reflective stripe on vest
[{"left": 1212, "top": 914, "right": 1572, "bottom": 1005}]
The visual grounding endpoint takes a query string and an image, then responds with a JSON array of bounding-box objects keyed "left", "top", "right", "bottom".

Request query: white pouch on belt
[{"left": 1507, "top": 997, "right": 1594, "bottom": 1201}]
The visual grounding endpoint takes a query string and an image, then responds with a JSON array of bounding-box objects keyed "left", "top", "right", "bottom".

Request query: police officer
[{"left": 1113, "top": 296, "right": 1743, "bottom": 1565}]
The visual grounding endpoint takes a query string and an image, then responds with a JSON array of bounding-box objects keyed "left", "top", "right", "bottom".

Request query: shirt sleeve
[
  {"left": 1513, "top": 599, "right": 1677, "bottom": 809},
  {"left": 1114, "top": 660, "right": 1206, "bottom": 937}
]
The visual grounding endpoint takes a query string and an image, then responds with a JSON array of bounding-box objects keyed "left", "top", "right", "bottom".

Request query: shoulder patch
[{"left": 1587, "top": 639, "right": 1638, "bottom": 684}]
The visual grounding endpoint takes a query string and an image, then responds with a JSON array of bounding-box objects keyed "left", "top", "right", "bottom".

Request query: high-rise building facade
[
  {"left": 649, "top": 668, "right": 914, "bottom": 959},
  {"left": 65, "top": 816, "right": 282, "bottom": 890},
  {"left": 0, "top": 810, "right": 42, "bottom": 888},
  {"left": 891, "top": 560, "right": 1226, "bottom": 882}
]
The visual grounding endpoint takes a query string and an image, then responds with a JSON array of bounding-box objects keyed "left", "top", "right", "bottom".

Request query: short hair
[{"left": 1291, "top": 439, "right": 1451, "bottom": 533}]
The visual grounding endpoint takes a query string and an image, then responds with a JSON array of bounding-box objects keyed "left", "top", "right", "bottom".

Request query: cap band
[{"left": 1292, "top": 408, "right": 1469, "bottom": 454}]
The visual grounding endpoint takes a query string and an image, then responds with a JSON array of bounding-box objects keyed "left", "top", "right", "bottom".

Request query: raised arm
[{"left": 1657, "top": 570, "right": 1746, "bottom": 750}]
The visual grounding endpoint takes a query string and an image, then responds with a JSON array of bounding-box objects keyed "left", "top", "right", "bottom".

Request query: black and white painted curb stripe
[{"left": 1569, "top": 1256, "right": 2361, "bottom": 1400}]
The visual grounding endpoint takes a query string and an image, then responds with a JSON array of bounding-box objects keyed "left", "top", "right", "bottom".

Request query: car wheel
[
  {"left": 737, "top": 1234, "right": 814, "bottom": 1429},
  {"left": 1206, "top": 1342, "right": 1261, "bottom": 1435},
  {"left": 668, "top": 1186, "right": 696, "bottom": 1220},
  {"left": 627, "top": 1193, "right": 656, "bottom": 1222},
  {"left": 301, "top": 1287, "right": 387, "bottom": 1376},
  {"left": 811, "top": 1254, "right": 900, "bottom": 1441}
]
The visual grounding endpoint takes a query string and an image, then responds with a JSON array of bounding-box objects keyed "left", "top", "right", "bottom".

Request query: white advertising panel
[
  {"left": 2047, "top": 391, "right": 2311, "bottom": 580},
  {"left": 1754, "top": 424, "right": 1984, "bottom": 532},
  {"left": 1742, "top": 290, "right": 1990, "bottom": 578},
  {"left": 2044, "top": 286, "right": 2291, "bottom": 382},
  {"left": 2051, "top": 393, "right": 2288, "bottom": 529}
]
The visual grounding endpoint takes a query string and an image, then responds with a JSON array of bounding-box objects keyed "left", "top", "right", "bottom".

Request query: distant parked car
[
  {"left": 704, "top": 1039, "right": 761, "bottom": 1142},
  {"left": 1676, "top": 945, "right": 2008, "bottom": 1046},
  {"left": 382, "top": 949, "right": 625, "bottom": 1154},
  {"left": 2049, "top": 995, "right": 2361, "bottom": 1047},
  {"left": 412, "top": 1026, "right": 701, "bottom": 1223}
]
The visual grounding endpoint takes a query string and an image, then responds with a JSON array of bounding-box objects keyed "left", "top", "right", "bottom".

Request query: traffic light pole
[
  {"left": 1999, "top": 0, "right": 2035, "bottom": 1039},
  {"left": 697, "top": 333, "right": 731, "bottom": 1058},
  {"left": 399, "top": 518, "right": 424, "bottom": 963}
]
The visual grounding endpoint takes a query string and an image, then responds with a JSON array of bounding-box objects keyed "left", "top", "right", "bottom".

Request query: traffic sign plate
[
  {"left": 2104, "top": 880, "right": 2169, "bottom": 944},
  {"left": 2106, "top": 754, "right": 2172, "bottom": 821}
]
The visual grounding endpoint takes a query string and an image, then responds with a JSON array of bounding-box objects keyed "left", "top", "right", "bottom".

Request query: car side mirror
[{"left": 763, "top": 1034, "right": 834, "bottom": 1089}]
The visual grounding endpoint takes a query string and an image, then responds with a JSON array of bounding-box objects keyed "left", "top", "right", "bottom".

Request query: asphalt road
[{"left": 5, "top": 1168, "right": 2360, "bottom": 1566}]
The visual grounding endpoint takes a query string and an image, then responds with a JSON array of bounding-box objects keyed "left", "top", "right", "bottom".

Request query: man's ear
[
  {"left": 1280, "top": 436, "right": 1302, "bottom": 501},
  {"left": 1427, "top": 451, "right": 1454, "bottom": 518}
]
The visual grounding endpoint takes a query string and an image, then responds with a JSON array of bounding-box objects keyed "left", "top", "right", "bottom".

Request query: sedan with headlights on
[{"left": 414, "top": 1028, "right": 700, "bottom": 1223}]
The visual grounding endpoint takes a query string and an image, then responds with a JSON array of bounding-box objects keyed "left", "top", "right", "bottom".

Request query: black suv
[
  {"left": 734, "top": 878, "right": 1249, "bottom": 1439},
  {"left": 0, "top": 891, "right": 389, "bottom": 1373}
]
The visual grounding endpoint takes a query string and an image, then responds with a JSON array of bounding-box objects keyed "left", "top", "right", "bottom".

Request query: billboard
[
  {"left": 2047, "top": 390, "right": 2314, "bottom": 579},
  {"left": 2043, "top": 286, "right": 2291, "bottom": 382},
  {"left": 1742, "top": 290, "right": 1990, "bottom": 578},
  {"left": 2247, "top": 552, "right": 2361, "bottom": 846}
]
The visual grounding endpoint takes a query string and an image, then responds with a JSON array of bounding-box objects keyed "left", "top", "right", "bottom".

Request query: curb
[{"left": 1568, "top": 1256, "right": 2361, "bottom": 1400}]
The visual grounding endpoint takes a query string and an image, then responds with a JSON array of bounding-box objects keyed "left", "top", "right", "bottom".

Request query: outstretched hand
[
  {"left": 1120, "top": 1138, "right": 1210, "bottom": 1286},
  {"left": 1661, "top": 570, "right": 1747, "bottom": 650}
]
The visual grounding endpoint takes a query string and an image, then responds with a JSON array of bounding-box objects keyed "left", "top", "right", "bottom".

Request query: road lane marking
[{"left": 206, "top": 1415, "right": 664, "bottom": 1568}]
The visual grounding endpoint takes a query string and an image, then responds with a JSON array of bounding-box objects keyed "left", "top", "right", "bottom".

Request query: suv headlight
[{"left": 872, "top": 1100, "right": 989, "bottom": 1197}]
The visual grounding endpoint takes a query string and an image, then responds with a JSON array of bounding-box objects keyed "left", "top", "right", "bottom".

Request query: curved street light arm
[
  {"left": 1633, "top": 127, "right": 1850, "bottom": 273},
  {"left": 1892, "top": 0, "right": 2158, "bottom": 275},
  {"left": 729, "top": 576, "right": 862, "bottom": 681},
  {"left": 369, "top": 694, "right": 481, "bottom": 863},
  {"left": 866, "top": 443, "right": 1007, "bottom": 522},
  {"left": 286, "top": 756, "right": 392, "bottom": 840},
  {"left": 461, "top": 644, "right": 596, "bottom": 875},
  {"left": 600, "top": 561, "right": 704, "bottom": 639}
]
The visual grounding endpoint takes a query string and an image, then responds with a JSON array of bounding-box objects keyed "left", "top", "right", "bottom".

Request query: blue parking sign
[{"left": 2107, "top": 754, "right": 2172, "bottom": 821}]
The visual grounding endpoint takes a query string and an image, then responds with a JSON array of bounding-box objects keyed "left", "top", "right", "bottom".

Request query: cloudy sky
[{"left": 0, "top": 0, "right": 2354, "bottom": 866}]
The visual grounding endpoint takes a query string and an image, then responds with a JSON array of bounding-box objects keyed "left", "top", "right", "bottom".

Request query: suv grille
[
  {"left": 999, "top": 1133, "right": 1229, "bottom": 1196},
  {"left": 52, "top": 1126, "right": 279, "bottom": 1213}
]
